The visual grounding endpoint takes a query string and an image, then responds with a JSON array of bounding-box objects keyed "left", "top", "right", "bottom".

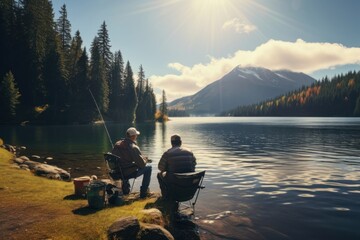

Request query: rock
[
  {"left": 108, "top": 216, "right": 140, "bottom": 240},
  {"left": 96, "top": 166, "right": 101, "bottom": 170},
  {"left": 46, "top": 173, "right": 61, "bottom": 180},
  {"left": 33, "top": 164, "right": 71, "bottom": 181},
  {"left": 19, "top": 156, "right": 30, "bottom": 161},
  {"left": 138, "top": 223, "right": 174, "bottom": 240},
  {"left": 15, "top": 159, "right": 71, "bottom": 181},
  {"left": 139, "top": 208, "right": 165, "bottom": 226},
  {"left": 172, "top": 218, "right": 200, "bottom": 240},
  {"left": 3, "top": 144, "right": 16, "bottom": 154},
  {"left": 45, "top": 157, "right": 53, "bottom": 160},
  {"left": 11, "top": 164, "right": 20, "bottom": 169},
  {"left": 31, "top": 155, "right": 41, "bottom": 159},
  {"left": 14, "top": 158, "right": 25, "bottom": 164},
  {"left": 19, "top": 164, "right": 30, "bottom": 170},
  {"left": 197, "top": 214, "right": 263, "bottom": 240},
  {"left": 20, "top": 146, "right": 26, "bottom": 150},
  {"left": 23, "top": 160, "right": 40, "bottom": 169}
]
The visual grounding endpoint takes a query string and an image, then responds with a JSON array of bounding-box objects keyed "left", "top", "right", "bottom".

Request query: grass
[{"left": 0, "top": 148, "right": 157, "bottom": 240}]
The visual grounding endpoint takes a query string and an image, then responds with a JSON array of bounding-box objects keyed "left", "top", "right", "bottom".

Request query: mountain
[{"left": 168, "top": 66, "right": 316, "bottom": 115}]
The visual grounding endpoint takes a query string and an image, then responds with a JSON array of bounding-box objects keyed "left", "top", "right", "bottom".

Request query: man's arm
[
  {"left": 192, "top": 154, "right": 197, "bottom": 171},
  {"left": 129, "top": 144, "right": 146, "bottom": 168},
  {"left": 158, "top": 153, "right": 167, "bottom": 172}
]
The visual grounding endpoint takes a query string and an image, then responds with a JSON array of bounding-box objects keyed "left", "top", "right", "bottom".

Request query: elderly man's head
[
  {"left": 126, "top": 127, "right": 140, "bottom": 140},
  {"left": 171, "top": 134, "right": 182, "bottom": 147}
]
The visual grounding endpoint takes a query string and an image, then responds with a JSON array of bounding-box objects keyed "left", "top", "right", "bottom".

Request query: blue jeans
[{"left": 136, "top": 164, "right": 152, "bottom": 189}]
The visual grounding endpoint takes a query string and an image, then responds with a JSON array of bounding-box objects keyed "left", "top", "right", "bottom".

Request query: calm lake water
[{"left": 1, "top": 117, "right": 360, "bottom": 240}]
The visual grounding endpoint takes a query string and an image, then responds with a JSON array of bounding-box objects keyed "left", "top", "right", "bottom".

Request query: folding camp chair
[
  {"left": 165, "top": 171, "right": 206, "bottom": 217},
  {"left": 103, "top": 152, "right": 138, "bottom": 194}
]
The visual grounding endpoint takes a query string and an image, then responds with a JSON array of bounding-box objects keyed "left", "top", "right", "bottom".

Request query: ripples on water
[
  {"left": 1, "top": 117, "right": 360, "bottom": 240},
  {"left": 158, "top": 117, "right": 360, "bottom": 240}
]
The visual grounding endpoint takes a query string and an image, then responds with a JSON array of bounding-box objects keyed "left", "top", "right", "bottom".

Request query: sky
[{"left": 52, "top": 0, "right": 360, "bottom": 102}]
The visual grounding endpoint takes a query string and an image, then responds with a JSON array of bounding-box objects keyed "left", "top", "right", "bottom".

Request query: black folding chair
[
  {"left": 165, "top": 170, "right": 206, "bottom": 217},
  {"left": 103, "top": 152, "right": 138, "bottom": 194}
]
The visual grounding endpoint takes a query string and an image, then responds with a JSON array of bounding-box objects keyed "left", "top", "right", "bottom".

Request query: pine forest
[{"left": 0, "top": 1, "right": 157, "bottom": 124}]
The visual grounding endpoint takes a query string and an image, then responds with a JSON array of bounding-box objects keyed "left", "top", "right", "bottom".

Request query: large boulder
[
  {"left": 138, "top": 223, "right": 174, "bottom": 240},
  {"left": 33, "top": 163, "right": 70, "bottom": 181},
  {"left": 13, "top": 157, "right": 71, "bottom": 181},
  {"left": 139, "top": 208, "right": 164, "bottom": 226},
  {"left": 108, "top": 216, "right": 140, "bottom": 240}
]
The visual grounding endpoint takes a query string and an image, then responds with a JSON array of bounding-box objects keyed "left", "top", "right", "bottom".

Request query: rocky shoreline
[
  {"left": 2, "top": 143, "right": 71, "bottom": 181},
  {"left": 13, "top": 155, "right": 71, "bottom": 181}
]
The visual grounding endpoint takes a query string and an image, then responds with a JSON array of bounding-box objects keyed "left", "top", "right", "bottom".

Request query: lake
[{"left": 1, "top": 117, "right": 360, "bottom": 240}]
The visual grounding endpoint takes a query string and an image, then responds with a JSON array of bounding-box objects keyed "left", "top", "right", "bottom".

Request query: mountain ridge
[{"left": 168, "top": 66, "right": 316, "bottom": 115}]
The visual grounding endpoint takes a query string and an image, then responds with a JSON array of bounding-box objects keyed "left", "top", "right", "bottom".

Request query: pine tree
[
  {"left": 156, "top": 89, "right": 168, "bottom": 121},
  {"left": 159, "top": 90, "right": 168, "bottom": 116},
  {"left": 135, "top": 65, "right": 146, "bottom": 122},
  {"left": 97, "top": 21, "right": 112, "bottom": 76},
  {"left": 0, "top": 0, "right": 17, "bottom": 78},
  {"left": 21, "top": 0, "right": 57, "bottom": 106},
  {"left": 0, "top": 71, "right": 21, "bottom": 122},
  {"left": 90, "top": 37, "right": 109, "bottom": 114},
  {"left": 108, "top": 50, "right": 125, "bottom": 121},
  {"left": 136, "top": 65, "right": 145, "bottom": 101},
  {"left": 123, "top": 61, "right": 137, "bottom": 123},
  {"left": 68, "top": 30, "right": 83, "bottom": 95},
  {"left": 142, "top": 79, "right": 156, "bottom": 121},
  {"left": 354, "top": 96, "right": 360, "bottom": 116},
  {"left": 150, "top": 84, "right": 157, "bottom": 120},
  {"left": 43, "top": 32, "right": 68, "bottom": 122},
  {"left": 68, "top": 47, "right": 94, "bottom": 123},
  {"left": 56, "top": 4, "right": 71, "bottom": 54}
]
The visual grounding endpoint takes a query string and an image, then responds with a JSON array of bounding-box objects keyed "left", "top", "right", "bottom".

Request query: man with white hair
[{"left": 112, "top": 127, "right": 152, "bottom": 198}]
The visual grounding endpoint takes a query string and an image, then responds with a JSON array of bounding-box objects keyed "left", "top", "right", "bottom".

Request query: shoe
[
  {"left": 122, "top": 180, "right": 130, "bottom": 195},
  {"left": 140, "top": 187, "right": 150, "bottom": 199}
]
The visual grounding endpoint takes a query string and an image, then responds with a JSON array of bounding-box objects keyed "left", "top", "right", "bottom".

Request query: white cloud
[
  {"left": 222, "top": 18, "right": 257, "bottom": 34},
  {"left": 150, "top": 39, "right": 360, "bottom": 101}
]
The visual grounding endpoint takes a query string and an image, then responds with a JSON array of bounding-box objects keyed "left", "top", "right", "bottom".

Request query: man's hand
[{"left": 144, "top": 157, "right": 152, "bottom": 163}]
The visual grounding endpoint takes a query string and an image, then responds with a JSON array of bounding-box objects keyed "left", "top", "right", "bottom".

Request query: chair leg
[{"left": 130, "top": 178, "right": 136, "bottom": 193}]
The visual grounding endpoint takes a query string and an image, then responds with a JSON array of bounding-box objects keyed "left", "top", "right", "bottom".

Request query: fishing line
[{"left": 88, "top": 88, "right": 114, "bottom": 148}]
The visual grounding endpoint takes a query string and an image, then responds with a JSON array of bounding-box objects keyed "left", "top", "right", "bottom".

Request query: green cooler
[{"left": 86, "top": 180, "right": 107, "bottom": 209}]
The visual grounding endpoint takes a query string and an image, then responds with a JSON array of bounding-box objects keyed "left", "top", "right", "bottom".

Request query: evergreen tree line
[
  {"left": 0, "top": 1, "right": 156, "bottom": 124},
  {"left": 224, "top": 71, "right": 360, "bottom": 117}
]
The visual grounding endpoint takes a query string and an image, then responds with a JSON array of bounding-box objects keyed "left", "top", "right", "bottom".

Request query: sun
[
  {"left": 190, "top": 0, "right": 238, "bottom": 20},
  {"left": 130, "top": 0, "right": 254, "bottom": 53},
  {"left": 191, "top": 0, "right": 234, "bottom": 10}
]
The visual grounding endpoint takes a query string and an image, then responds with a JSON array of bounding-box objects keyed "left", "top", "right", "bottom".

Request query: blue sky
[{"left": 52, "top": 0, "right": 360, "bottom": 101}]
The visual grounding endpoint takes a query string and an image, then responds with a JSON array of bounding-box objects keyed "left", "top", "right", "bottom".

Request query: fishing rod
[{"left": 88, "top": 88, "right": 114, "bottom": 149}]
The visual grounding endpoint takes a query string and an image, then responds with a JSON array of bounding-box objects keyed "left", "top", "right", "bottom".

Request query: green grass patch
[{"left": 0, "top": 148, "right": 156, "bottom": 239}]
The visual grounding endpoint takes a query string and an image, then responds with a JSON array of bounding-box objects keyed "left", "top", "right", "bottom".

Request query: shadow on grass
[
  {"left": 63, "top": 194, "right": 86, "bottom": 200},
  {"left": 72, "top": 206, "right": 102, "bottom": 215},
  {"left": 71, "top": 194, "right": 141, "bottom": 216}
]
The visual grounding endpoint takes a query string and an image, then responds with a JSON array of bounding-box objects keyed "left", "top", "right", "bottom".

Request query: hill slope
[{"left": 168, "top": 66, "right": 316, "bottom": 115}]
